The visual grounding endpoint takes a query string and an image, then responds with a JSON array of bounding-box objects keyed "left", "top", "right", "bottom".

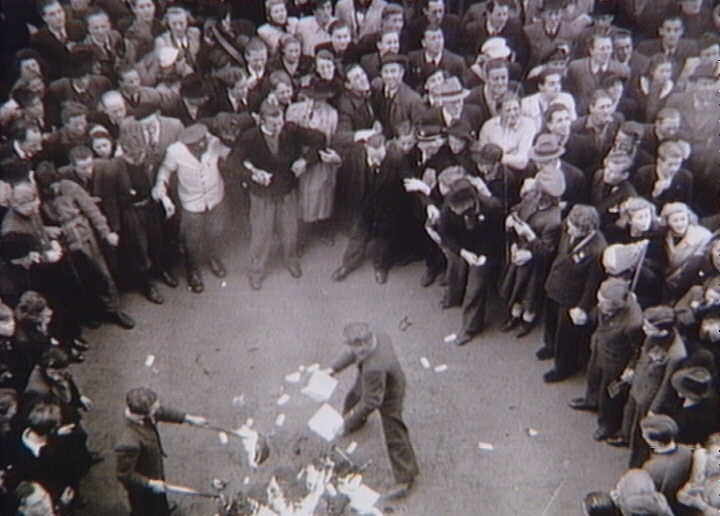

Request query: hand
[
  {"left": 185, "top": 414, "right": 208, "bottom": 426},
  {"left": 80, "top": 395, "right": 94, "bottom": 411},
  {"left": 150, "top": 185, "right": 164, "bottom": 201},
  {"left": 460, "top": 249, "right": 486, "bottom": 266},
  {"left": 569, "top": 307, "right": 588, "bottom": 326},
  {"left": 60, "top": 486, "right": 75, "bottom": 505},
  {"left": 57, "top": 423, "right": 76, "bottom": 436},
  {"left": 403, "top": 178, "right": 431, "bottom": 196},
  {"left": 45, "top": 242, "right": 63, "bottom": 263},
  {"left": 426, "top": 204, "right": 440, "bottom": 223},
  {"left": 512, "top": 249, "right": 533, "bottom": 266},
  {"left": 160, "top": 196, "right": 175, "bottom": 219},
  {"left": 291, "top": 158, "right": 307, "bottom": 177},
  {"left": 148, "top": 479, "right": 166, "bottom": 494},
  {"left": 319, "top": 148, "right": 341, "bottom": 164},
  {"left": 505, "top": 214, "right": 516, "bottom": 230},
  {"left": 106, "top": 232, "right": 119, "bottom": 246},
  {"left": 467, "top": 176, "right": 492, "bottom": 198}
]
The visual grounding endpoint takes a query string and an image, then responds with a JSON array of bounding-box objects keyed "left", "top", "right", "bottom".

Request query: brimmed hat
[
  {"left": 446, "top": 119, "right": 473, "bottom": 141},
  {"left": 180, "top": 75, "right": 207, "bottom": 99},
  {"left": 343, "top": 322, "right": 372, "bottom": 345},
  {"left": 535, "top": 167, "right": 566, "bottom": 197},
  {"left": 640, "top": 413, "right": 679, "bottom": 438},
  {"left": 469, "top": 141, "right": 503, "bottom": 164},
  {"left": 416, "top": 124, "right": 444, "bottom": 142},
  {"left": 530, "top": 133, "right": 565, "bottom": 161},
  {"left": 179, "top": 123, "right": 208, "bottom": 145},
  {"left": 436, "top": 77, "right": 470, "bottom": 103},
  {"left": 643, "top": 305, "right": 676, "bottom": 329},
  {"left": 672, "top": 367, "right": 712, "bottom": 399},
  {"left": 380, "top": 53, "right": 408, "bottom": 68}
]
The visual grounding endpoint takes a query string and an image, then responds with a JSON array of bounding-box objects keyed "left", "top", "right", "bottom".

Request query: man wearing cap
[
  {"left": 420, "top": 76, "right": 484, "bottom": 134},
  {"left": 569, "top": 277, "right": 643, "bottom": 441},
  {"left": 523, "top": 0, "right": 586, "bottom": 72},
  {"left": 331, "top": 131, "right": 408, "bottom": 284},
  {"left": 640, "top": 413, "right": 694, "bottom": 514},
  {"left": 542, "top": 204, "right": 607, "bottom": 382},
  {"left": 609, "top": 306, "right": 688, "bottom": 467},
  {"left": 371, "top": 53, "right": 426, "bottom": 139},
  {"left": 327, "top": 322, "right": 419, "bottom": 500},
  {"left": 527, "top": 133, "right": 586, "bottom": 208},
  {"left": 669, "top": 366, "right": 720, "bottom": 446},
  {"left": 335, "top": 64, "right": 377, "bottom": 150},
  {"left": 407, "top": 25, "right": 465, "bottom": 92},
  {"left": 152, "top": 123, "right": 231, "bottom": 294},
  {"left": 229, "top": 101, "right": 328, "bottom": 290},
  {"left": 437, "top": 177, "right": 504, "bottom": 345},
  {"left": 115, "top": 387, "right": 208, "bottom": 516}
]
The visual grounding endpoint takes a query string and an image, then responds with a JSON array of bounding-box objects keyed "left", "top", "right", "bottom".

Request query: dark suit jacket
[
  {"left": 334, "top": 91, "right": 376, "bottom": 148},
  {"left": 566, "top": 58, "right": 630, "bottom": 114},
  {"left": 632, "top": 165, "right": 693, "bottom": 209},
  {"left": 360, "top": 51, "right": 383, "bottom": 80},
  {"left": 545, "top": 229, "right": 607, "bottom": 311},
  {"left": 229, "top": 123, "right": 326, "bottom": 199},
  {"left": 48, "top": 76, "right": 112, "bottom": 111},
  {"left": 460, "top": 9, "right": 528, "bottom": 68},
  {"left": 526, "top": 161, "right": 588, "bottom": 206},
  {"left": 407, "top": 49, "right": 466, "bottom": 91},
  {"left": 330, "top": 332, "right": 407, "bottom": 431},
  {"left": 420, "top": 104, "right": 487, "bottom": 136},
  {"left": 406, "top": 13, "right": 463, "bottom": 53},
  {"left": 636, "top": 38, "right": 699, "bottom": 78},
  {"left": 590, "top": 171, "right": 637, "bottom": 229},
  {"left": 30, "top": 21, "right": 86, "bottom": 80},
  {"left": 370, "top": 82, "right": 426, "bottom": 138}
]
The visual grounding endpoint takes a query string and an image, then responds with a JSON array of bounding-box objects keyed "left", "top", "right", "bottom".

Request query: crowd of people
[{"left": 0, "top": 0, "right": 719, "bottom": 513}]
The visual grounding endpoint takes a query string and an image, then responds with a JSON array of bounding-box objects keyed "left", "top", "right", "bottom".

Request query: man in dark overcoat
[
  {"left": 329, "top": 322, "right": 420, "bottom": 501},
  {"left": 115, "top": 387, "right": 207, "bottom": 516}
]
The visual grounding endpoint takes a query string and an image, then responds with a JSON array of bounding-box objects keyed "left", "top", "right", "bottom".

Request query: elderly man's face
[{"left": 103, "top": 95, "right": 127, "bottom": 121}]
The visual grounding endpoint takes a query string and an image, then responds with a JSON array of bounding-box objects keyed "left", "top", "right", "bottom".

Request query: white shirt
[
  {"left": 520, "top": 92, "right": 577, "bottom": 133},
  {"left": 478, "top": 115, "right": 537, "bottom": 170},
  {"left": 156, "top": 135, "right": 230, "bottom": 212}
]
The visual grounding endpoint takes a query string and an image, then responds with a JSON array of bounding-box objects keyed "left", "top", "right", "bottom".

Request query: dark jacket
[
  {"left": 632, "top": 165, "right": 693, "bottom": 210},
  {"left": 406, "top": 49, "right": 466, "bottom": 91}
]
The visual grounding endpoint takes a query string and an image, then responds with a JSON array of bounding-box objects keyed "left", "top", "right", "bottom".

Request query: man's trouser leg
[
  {"left": 276, "top": 190, "right": 300, "bottom": 269},
  {"left": 584, "top": 342, "right": 602, "bottom": 406},
  {"left": 340, "top": 220, "right": 371, "bottom": 272},
  {"left": 443, "top": 249, "right": 467, "bottom": 307},
  {"left": 248, "top": 194, "right": 278, "bottom": 281},
  {"left": 180, "top": 208, "right": 207, "bottom": 274},
  {"left": 204, "top": 201, "right": 227, "bottom": 262},
  {"left": 461, "top": 262, "right": 494, "bottom": 335},
  {"left": 543, "top": 299, "right": 559, "bottom": 350},
  {"left": 381, "top": 411, "right": 419, "bottom": 484},
  {"left": 597, "top": 361, "right": 628, "bottom": 436},
  {"left": 128, "top": 487, "right": 170, "bottom": 516}
]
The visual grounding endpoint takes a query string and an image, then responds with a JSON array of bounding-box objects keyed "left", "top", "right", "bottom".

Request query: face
[
  {"left": 589, "top": 95, "right": 614, "bottom": 124},
  {"left": 316, "top": 57, "right": 335, "bottom": 80},
  {"left": 424, "top": 1, "right": 445, "bottom": 25},
  {"left": 548, "top": 110, "right": 571, "bottom": 137},
  {"left": 603, "top": 161, "right": 629, "bottom": 185},
  {"left": 246, "top": 49, "right": 267, "bottom": 71},
  {"left": 566, "top": 220, "right": 584, "bottom": 239},
  {"left": 12, "top": 188, "right": 40, "bottom": 217},
  {"left": 92, "top": 137, "right": 113, "bottom": 158},
  {"left": 489, "top": 4, "right": 510, "bottom": 27},
  {"left": 424, "top": 70, "right": 445, "bottom": 94},
  {"left": 269, "top": 3, "right": 288, "bottom": 24},
  {"left": 396, "top": 133, "right": 416, "bottom": 153},
  {"left": 74, "top": 157, "right": 94, "bottom": 178},
  {"left": 667, "top": 210, "right": 689, "bottom": 235},
  {"left": 614, "top": 37, "right": 633, "bottom": 62},
  {"left": 120, "top": 70, "right": 141, "bottom": 94},
  {"left": 660, "top": 20, "right": 684, "bottom": 46},
  {"left": 148, "top": 399, "right": 161, "bottom": 420},
  {"left": 39, "top": 307, "right": 53, "bottom": 330},
  {"left": 65, "top": 114, "right": 87, "bottom": 135},
  {"left": 448, "top": 134, "right": 466, "bottom": 154},
  {"left": 538, "top": 73, "right": 562, "bottom": 98},
  {"left": 274, "top": 81, "right": 293, "bottom": 105},
  {"left": 701, "top": 319, "right": 720, "bottom": 342},
  {"left": 652, "top": 62, "right": 673, "bottom": 83},
  {"left": 486, "top": 67, "right": 509, "bottom": 96},
  {"left": 24, "top": 97, "right": 45, "bottom": 121},
  {"left": 87, "top": 13, "right": 111, "bottom": 40},
  {"left": 282, "top": 41, "right": 301, "bottom": 63},
  {"left": 422, "top": 29, "right": 444, "bottom": 56},
  {"left": 331, "top": 27, "right": 351, "bottom": 52},
  {"left": 658, "top": 153, "right": 683, "bottom": 178},
  {"left": 103, "top": 95, "right": 127, "bottom": 120},
  {"left": 500, "top": 99, "right": 520, "bottom": 127},
  {"left": 630, "top": 208, "right": 652, "bottom": 232},
  {"left": 19, "top": 59, "right": 41, "bottom": 80},
  {"left": 122, "top": 143, "right": 146, "bottom": 164},
  {"left": 656, "top": 115, "right": 680, "bottom": 137},
  {"left": 381, "top": 63, "right": 404, "bottom": 90},
  {"left": 366, "top": 142, "right": 387, "bottom": 164},
  {"left": 443, "top": 98, "right": 463, "bottom": 118},
  {"left": 384, "top": 13, "right": 404, "bottom": 33},
  {"left": 378, "top": 32, "right": 400, "bottom": 55},
  {"left": 42, "top": 2, "right": 66, "bottom": 30},
  {"left": 262, "top": 112, "right": 284, "bottom": 135},
  {"left": 186, "top": 136, "right": 208, "bottom": 155},
  {"left": 346, "top": 66, "right": 370, "bottom": 93},
  {"left": 0, "top": 318, "right": 15, "bottom": 337},
  {"left": 167, "top": 11, "right": 188, "bottom": 34},
  {"left": 591, "top": 37, "right": 613, "bottom": 64},
  {"left": 132, "top": 0, "right": 156, "bottom": 21},
  {"left": 607, "top": 80, "right": 624, "bottom": 101},
  {"left": 597, "top": 291, "right": 622, "bottom": 315},
  {"left": 314, "top": 1, "right": 333, "bottom": 26}
]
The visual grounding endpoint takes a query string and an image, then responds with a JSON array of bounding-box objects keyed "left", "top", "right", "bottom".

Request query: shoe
[
  {"left": 287, "top": 263, "right": 303, "bottom": 279},
  {"left": 500, "top": 318, "right": 520, "bottom": 333},
  {"left": 69, "top": 348, "right": 85, "bottom": 363},
  {"left": 454, "top": 332, "right": 474, "bottom": 346},
  {"left": 374, "top": 269, "right": 388, "bottom": 284},
  {"left": 568, "top": 397, "right": 598, "bottom": 412},
  {"left": 160, "top": 269, "right": 178, "bottom": 288},
  {"left": 543, "top": 369, "right": 570, "bottom": 383},
  {"left": 73, "top": 338, "right": 89, "bottom": 351},
  {"left": 84, "top": 319, "right": 102, "bottom": 329},
  {"left": 88, "top": 451, "right": 104, "bottom": 466},
  {"left": 209, "top": 258, "right": 226, "bottom": 278},
  {"left": 606, "top": 436, "right": 629, "bottom": 447},
  {"left": 187, "top": 270, "right": 204, "bottom": 293},
  {"left": 382, "top": 480, "right": 414, "bottom": 501},
  {"left": 108, "top": 311, "right": 135, "bottom": 330},
  {"left": 144, "top": 284, "right": 164, "bottom": 305},
  {"left": 331, "top": 266, "right": 350, "bottom": 282},
  {"left": 593, "top": 427, "right": 612, "bottom": 442},
  {"left": 535, "top": 346, "right": 554, "bottom": 360},
  {"left": 420, "top": 268, "right": 441, "bottom": 287},
  {"left": 248, "top": 275, "right": 263, "bottom": 291},
  {"left": 516, "top": 321, "right": 535, "bottom": 338}
]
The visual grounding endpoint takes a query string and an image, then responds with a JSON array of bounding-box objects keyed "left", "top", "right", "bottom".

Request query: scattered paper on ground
[
  {"left": 277, "top": 394, "right": 290, "bottom": 406},
  {"left": 434, "top": 364, "right": 448, "bottom": 373},
  {"left": 527, "top": 428, "right": 539, "bottom": 437},
  {"left": 243, "top": 476, "right": 250, "bottom": 485},
  {"left": 285, "top": 371, "right": 302, "bottom": 383},
  {"left": 420, "top": 357, "right": 430, "bottom": 369},
  {"left": 302, "top": 370, "right": 338, "bottom": 402},
  {"left": 348, "top": 484, "right": 381, "bottom": 513},
  {"left": 232, "top": 395, "right": 245, "bottom": 407},
  {"left": 218, "top": 432, "right": 228, "bottom": 445},
  {"left": 478, "top": 442, "right": 494, "bottom": 450},
  {"left": 346, "top": 441, "right": 358, "bottom": 454},
  {"left": 308, "top": 403, "right": 344, "bottom": 441},
  {"left": 145, "top": 355, "right": 155, "bottom": 367},
  {"left": 221, "top": 281, "right": 227, "bottom": 288},
  {"left": 275, "top": 414, "right": 286, "bottom": 427},
  {"left": 444, "top": 333, "right": 457, "bottom": 343}
]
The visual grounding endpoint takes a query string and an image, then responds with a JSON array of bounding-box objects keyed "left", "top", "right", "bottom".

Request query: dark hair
[
  {"left": 36, "top": 0, "right": 61, "bottom": 16},
  {"left": 8, "top": 119, "right": 41, "bottom": 142},
  {"left": 69, "top": 145, "right": 93, "bottom": 164},
  {"left": 583, "top": 491, "right": 620, "bottom": 516}
]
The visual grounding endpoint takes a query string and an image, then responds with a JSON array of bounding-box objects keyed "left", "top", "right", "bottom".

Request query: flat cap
[
  {"left": 643, "top": 305, "right": 676, "bottom": 328},
  {"left": 126, "top": 387, "right": 158, "bottom": 415}
]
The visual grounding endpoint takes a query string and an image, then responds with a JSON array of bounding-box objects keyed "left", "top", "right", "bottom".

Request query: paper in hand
[{"left": 301, "top": 369, "right": 338, "bottom": 402}]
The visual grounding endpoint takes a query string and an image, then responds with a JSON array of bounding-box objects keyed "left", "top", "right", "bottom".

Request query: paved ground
[{"left": 73, "top": 224, "right": 629, "bottom": 516}]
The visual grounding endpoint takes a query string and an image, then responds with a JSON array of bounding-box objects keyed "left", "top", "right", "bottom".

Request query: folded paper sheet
[
  {"left": 308, "top": 403, "right": 344, "bottom": 442},
  {"left": 301, "top": 370, "right": 338, "bottom": 402}
]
